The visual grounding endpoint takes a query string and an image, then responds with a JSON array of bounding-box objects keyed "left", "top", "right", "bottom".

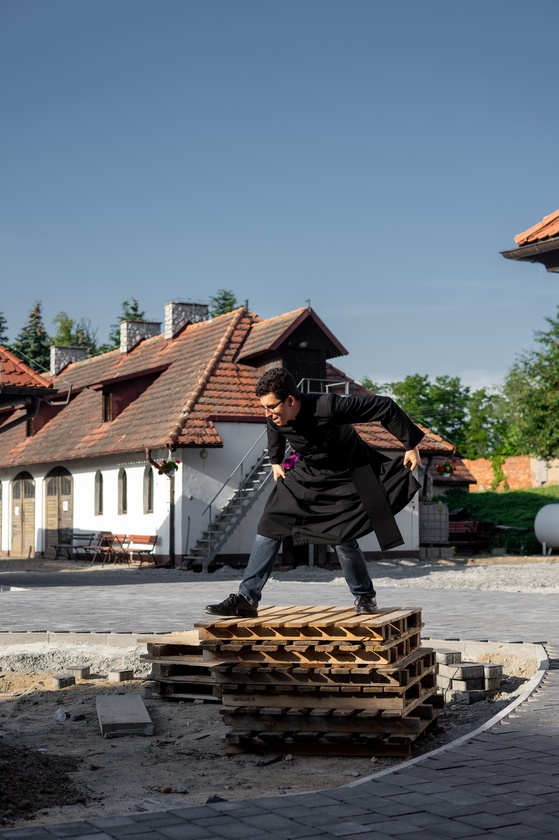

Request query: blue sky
[{"left": 2, "top": 0, "right": 559, "bottom": 390}]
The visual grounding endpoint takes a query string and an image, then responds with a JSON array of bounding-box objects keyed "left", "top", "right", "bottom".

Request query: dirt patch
[{"left": 0, "top": 642, "right": 539, "bottom": 829}]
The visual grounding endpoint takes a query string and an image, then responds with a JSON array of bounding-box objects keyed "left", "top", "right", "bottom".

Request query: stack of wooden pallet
[
  {"left": 195, "top": 605, "right": 443, "bottom": 757},
  {"left": 138, "top": 630, "right": 219, "bottom": 702}
]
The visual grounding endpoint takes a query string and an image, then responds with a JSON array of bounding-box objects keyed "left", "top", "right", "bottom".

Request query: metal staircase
[{"left": 182, "top": 434, "right": 274, "bottom": 572}]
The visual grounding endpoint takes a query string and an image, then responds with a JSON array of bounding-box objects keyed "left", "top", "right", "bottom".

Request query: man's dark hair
[{"left": 255, "top": 367, "right": 300, "bottom": 401}]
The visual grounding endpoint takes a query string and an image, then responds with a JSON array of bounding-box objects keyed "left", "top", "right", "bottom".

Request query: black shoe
[
  {"left": 205, "top": 593, "right": 258, "bottom": 617},
  {"left": 354, "top": 595, "right": 378, "bottom": 615}
]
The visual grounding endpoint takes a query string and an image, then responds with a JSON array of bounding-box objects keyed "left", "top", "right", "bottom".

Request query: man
[{"left": 206, "top": 367, "right": 423, "bottom": 618}]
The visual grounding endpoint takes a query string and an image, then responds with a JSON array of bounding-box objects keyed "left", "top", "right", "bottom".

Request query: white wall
[
  {"left": 180, "top": 422, "right": 268, "bottom": 556},
  {"left": 0, "top": 453, "right": 174, "bottom": 559}
]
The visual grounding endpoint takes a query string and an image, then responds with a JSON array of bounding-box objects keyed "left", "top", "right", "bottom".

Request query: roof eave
[{"left": 501, "top": 236, "right": 559, "bottom": 271}]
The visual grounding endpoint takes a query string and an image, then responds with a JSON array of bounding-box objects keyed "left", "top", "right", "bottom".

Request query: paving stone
[
  {"left": 328, "top": 822, "right": 381, "bottom": 836},
  {"left": 154, "top": 824, "right": 213, "bottom": 839},
  {"left": 95, "top": 693, "right": 154, "bottom": 737},
  {"left": 41, "top": 823, "right": 110, "bottom": 837}
]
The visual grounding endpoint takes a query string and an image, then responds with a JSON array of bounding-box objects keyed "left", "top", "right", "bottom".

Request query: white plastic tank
[{"left": 534, "top": 504, "right": 559, "bottom": 552}]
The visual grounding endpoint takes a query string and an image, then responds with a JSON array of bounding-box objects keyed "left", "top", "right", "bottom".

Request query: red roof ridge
[
  {"left": 514, "top": 208, "right": 559, "bottom": 246},
  {"left": 167, "top": 308, "right": 246, "bottom": 448}
]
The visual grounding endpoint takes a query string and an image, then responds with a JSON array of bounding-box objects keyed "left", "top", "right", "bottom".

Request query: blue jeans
[{"left": 239, "top": 535, "right": 376, "bottom": 607}]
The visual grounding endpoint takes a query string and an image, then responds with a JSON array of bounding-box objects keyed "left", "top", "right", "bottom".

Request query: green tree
[
  {"left": 381, "top": 374, "right": 470, "bottom": 448},
  {"left": 362, "top": 372, "right": 516, "bottom": 456},
  {"left": 0, "top": 311, "right": 8, "bottom": 345},
  {"left": 98, "top": 298, "right": 146, "bottom": 353},
  {"left": 209, "top": 289, "right": 237, "bottom": 318},
  {"left": 52, "top": 311, "right": 99, "bottom": 356},
  {"left": 460, "top": 387, "right": 512, "bottom": 460},
  {"left": 12, "top": 301, "right": 51, "bottom": 373},
  {"left": 502, "top": 306, "right": 559, "bottom": 458},
  {"left": 360, "top": 376, "right": 385, "bottom": 394}
]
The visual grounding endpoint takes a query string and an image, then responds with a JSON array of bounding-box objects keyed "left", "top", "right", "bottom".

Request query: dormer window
[{"left": 98, "top": 366, "right": 168, "bottom": 424}]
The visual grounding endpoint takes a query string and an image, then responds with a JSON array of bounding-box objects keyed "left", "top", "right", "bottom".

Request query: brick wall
[{"left": 464, "top": 456, "right": 533, "bottom": 492}]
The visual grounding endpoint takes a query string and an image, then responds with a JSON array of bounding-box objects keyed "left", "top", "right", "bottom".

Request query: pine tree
[
  {"left": 0, "top": 311, "right": 8, "bottom": 345},
  {"left": 98, "top": 298, "right": 146, "bottom": 353},
  {"left": 12, "top": 301, "right": 51, "bottom": 373},
  {"left": 209, "top": 289, "right": 237, "bottom": 318}
]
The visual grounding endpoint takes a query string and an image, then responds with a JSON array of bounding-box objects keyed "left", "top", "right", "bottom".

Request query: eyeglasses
[{"left": 260, "top": 398, "right": 285, "bottom": 413}]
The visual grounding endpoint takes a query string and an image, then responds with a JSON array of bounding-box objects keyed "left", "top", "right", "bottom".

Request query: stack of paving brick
[
  {"left": 138, "top": 630, "right": 219, "bottom": 702},
  {"left": 435, "top": 647, "right": 503, "bottom": 703},
  {"left": 195, "top": 605, "right": 443, "bottom": 757}
]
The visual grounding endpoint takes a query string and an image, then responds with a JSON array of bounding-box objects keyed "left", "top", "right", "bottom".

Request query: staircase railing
[{"left": 182, "top": 428, "right": 275, "bottom": 571}]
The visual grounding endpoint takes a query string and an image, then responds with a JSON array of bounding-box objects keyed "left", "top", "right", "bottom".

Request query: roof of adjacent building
[
  {"left": 0, "top": 306, "right": 454, "bottom": 468},
  {"left": 514, "top": 209, "right": 559, "bottom": 246},
  {"left": 0, "top": 345, "right": 53, "bottom": 390}
]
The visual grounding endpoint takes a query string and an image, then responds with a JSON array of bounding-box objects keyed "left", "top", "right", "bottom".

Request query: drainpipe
[
  {"left": 168, "top": 471, "right": 175, "bottom": 567},
  {"left": 145, "top": 448, "right": 175, "bottom": 567}
]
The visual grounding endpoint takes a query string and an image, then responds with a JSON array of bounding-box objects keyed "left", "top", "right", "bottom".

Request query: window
[
  {"left": 143, "top": 465, "right": 154, "bottom": 514},
  {"left": 94, "top": 471, "right": 103, "bottom": 516},
  {"left": 102, "top": 391, "right": 112, "bottom": 423},
  {"left": 118, "top": 468, "right": 127, "bottom": 515}
]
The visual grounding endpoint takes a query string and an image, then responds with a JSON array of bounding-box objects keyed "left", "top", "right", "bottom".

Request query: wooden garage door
[
  {"left": 44, "top": 468, "right": 73, "bottom": 558},
  {"left": 11, "top": 472, "right": 35, "bottom": 558}
]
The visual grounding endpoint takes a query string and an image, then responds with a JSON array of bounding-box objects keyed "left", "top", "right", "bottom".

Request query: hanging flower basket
[
  {"left": 435, "top": 461, "right": 456, "bottom": 476},
  {"left": 154, "top": 458, "right": 181, "bottom": 477}
]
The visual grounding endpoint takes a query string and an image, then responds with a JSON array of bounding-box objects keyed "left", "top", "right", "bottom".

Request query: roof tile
[
  {"left": 514, "top": 208, "right": 559, "bottom": 246},
  {"left": 0, "top": 307, "right": 454, "bottom": 467},
  {"left": 0, "top": 345, "right": 52, "bottom": 389}
]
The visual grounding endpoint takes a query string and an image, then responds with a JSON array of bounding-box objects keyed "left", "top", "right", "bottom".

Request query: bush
[{"left": 436, "top": 487, "right": 559, "bottom": 555}]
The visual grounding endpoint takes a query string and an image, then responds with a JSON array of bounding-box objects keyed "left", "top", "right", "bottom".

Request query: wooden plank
[{"left": 142, "top": 654, "right": 207, "bottom": 666}]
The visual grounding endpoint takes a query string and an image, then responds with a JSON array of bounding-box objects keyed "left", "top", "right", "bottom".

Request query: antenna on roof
[{"left": 306, "top": 299, "right": 311, "bottom": 309}]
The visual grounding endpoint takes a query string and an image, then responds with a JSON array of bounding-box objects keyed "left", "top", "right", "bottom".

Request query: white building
[{"left": 0, "top": 303, "right": 454, "bottom": 566}]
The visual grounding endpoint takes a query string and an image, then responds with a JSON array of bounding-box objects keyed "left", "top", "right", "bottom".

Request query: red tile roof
[
  {"left": 514, "top": 209, "right": 559, "bottom": 246},
  {"left": 0, "top": 307, "right": 455, "bottom": 468},
  {"left": 238, "top": 307, "right": 348, "bottom": 362},
  {"left": 0, "top": 345, "right": 52, "bottom": 389}
]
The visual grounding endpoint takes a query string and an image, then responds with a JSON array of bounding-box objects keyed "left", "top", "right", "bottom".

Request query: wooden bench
[
  {"left": 75, "top": 532, "right": 118, "bottom": 564},
  {"left": 125, "top": 535, "right": 158, "bottom": 566},
  {"left": 53, "top": 531, "right": 96, "bottom": 561}
]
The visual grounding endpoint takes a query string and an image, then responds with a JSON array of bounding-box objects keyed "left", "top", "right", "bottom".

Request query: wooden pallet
[
  {"left": 202, "top": 628, "right": 423, "bottom": 668},
  {"left": 212, "top": 647, "right": 435, "bottom": 688},
  {"left": 141, "top": 608, "right": 444, "bottom": 755},
  {"left": 139, "top": 631, "right": 218, "bottom": 702},
  {"left": 196, "top": 606, "right": 422, "bottom": 644}
]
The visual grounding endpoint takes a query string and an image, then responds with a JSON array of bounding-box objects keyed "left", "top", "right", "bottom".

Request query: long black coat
[{"left": 257, "top": 392, "right": 425, "bottom": 551}]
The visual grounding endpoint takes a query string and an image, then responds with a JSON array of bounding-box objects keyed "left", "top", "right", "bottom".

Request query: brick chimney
[
  {"left": 164, "top": 301, "right": 209, "bottom": 340},
  {"left": 50, "top": 346, "right": 88, "bottom": 376},
  {"left": 120, "top": 320, "right": 161, "bottom": 354}
]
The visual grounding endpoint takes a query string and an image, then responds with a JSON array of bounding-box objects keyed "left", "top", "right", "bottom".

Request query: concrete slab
[{"left": 96, "top": 693, "right": 154, "bottom": 738}]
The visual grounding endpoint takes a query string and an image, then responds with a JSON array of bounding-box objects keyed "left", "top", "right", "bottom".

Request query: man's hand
[
  {"left": 403, "top": 446, "right": 421, "bottom": 471},
  {"left": 272, "top": 463, "right": 286, "bottom": 481}
]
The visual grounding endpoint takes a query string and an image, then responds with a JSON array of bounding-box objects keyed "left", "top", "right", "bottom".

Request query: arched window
[
  {"left": 94, "top": 471, "right": 103, "bottom": 516},
  {"left": 118, "top": 468, "right": 127, "bottom": 515},
  {"left": 143, "top": 465, "right": 154, "bottom": 514}
]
